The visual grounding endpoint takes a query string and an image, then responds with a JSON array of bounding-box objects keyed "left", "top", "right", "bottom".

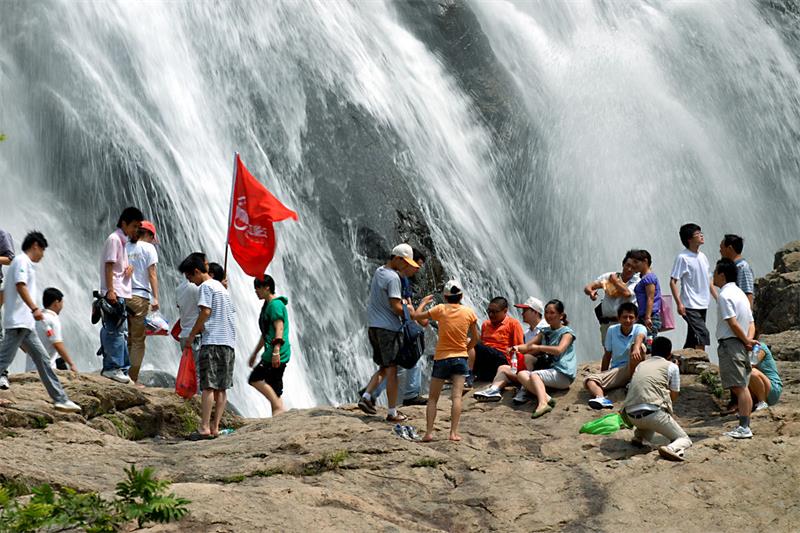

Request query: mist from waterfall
[{"left": 1, "top": 0, "right": 799, "bottom": 414}]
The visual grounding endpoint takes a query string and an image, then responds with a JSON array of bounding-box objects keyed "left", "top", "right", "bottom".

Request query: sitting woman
[
  {"left": 515, "top": 299, "right": 577, "bottom": 418},
  {"left": 750, "top": 341, "right": 782, "bottom": 411}
]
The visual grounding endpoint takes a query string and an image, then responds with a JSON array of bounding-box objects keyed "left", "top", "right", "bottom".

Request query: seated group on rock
[{"left": 357, "top": 224, "right": 783, "bottom": 461}]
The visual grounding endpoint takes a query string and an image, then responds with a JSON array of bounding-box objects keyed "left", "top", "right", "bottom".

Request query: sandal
[
  {"left": 386, "top": 412, "right": 408, "bottom": 422},
  {"left": 187, "top": 432, "right": 217, "bottom": 441}
]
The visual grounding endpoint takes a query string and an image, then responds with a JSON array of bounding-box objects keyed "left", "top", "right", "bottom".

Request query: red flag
[{"left": 227, "top": 154, "right": 298, "bottom": 277}]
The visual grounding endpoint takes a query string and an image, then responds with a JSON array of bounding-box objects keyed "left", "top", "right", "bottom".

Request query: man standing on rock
[
  {"left": 670, "top": 223, "right": 715, "bottom": 351},
  {"left": 357, "top": 244, "right": 419, "bottom": 422},
  {"left": 99, "top": 207, "right": 144, "bottom": 384},
  {"left": 0, "top": 232, "right": 81, "bottom": 412},
  {"left": 0, "top": 227, "right": 14, "bottom": 390},
  {"left": 714, "top": 258, "right": 756, "bottom": 439},
  {"left": 719, "top": 234, "right": 755, "bottom": 308}
]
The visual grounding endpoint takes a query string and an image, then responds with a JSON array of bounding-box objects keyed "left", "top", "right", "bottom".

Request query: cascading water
[{"left": 1, "top": 0, "right": 799, "bottom": 415}]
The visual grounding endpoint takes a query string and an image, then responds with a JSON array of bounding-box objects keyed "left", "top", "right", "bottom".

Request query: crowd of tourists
[
  {"left": 0, "top": 214, "right": 783, "bottom": 456},
  {"left": 357, "top": 224, "right": 781, "bottom": 460}
]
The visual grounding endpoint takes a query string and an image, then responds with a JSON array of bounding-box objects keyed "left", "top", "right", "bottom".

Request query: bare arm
[
  {"left": 600, "top": 350, "right": 612, "bottom": 372},
  {"left": 609, "top": 273, "right": 632, "bottom": 297},
  {"left": 0, "top": 256, "right": 11, "bottom": 266},
  {"left": 270, "top": 319, "right": 285, "bottom": 368},
  {"left": 467, "top": 322, "right": 480, "bottom": 351},
  {"left": 52, "top": 342, "right": 77, "bottom": 372},
  {"left": 669, "top": 278, "right": 685, "bottom": 316},
  {"left": 514, "top": 332, "right": 543, "bottom": 354},
  {"left": 16, "top": 282, "right": 43, "bottom": 321},
  {"left": 389, "top": 298, "right": 403, "bottom": 317},
  {"left": 186, "top": 307, "right": 211, "bottom": 345},
  {"left": 584, "top": 280, "right": 603, "bottom": 300},
  {"left": 523, "top": 333, "right": 574, "bottom": 358},
  {"left": 725, "top": 317, "right": 755, "bottom": 349},
  {"left": 148, "top": 264, "right": 159, "bottom": 311},
  {"left": 746, "top": 293, "right": 753, "bottom": 307},
  {"left": 249, "top": 337, "right": 266, "bottom": 367},
  {"left": 629, "top": 333, "right": 646, "bottom": 373},
  {"left": 105, "top": 262, "right": 117, "bottom": 303},
  {"left": 670, "top": 391, "right": 679, "bottom": 402},
  {"left": 407, "top": 295, "right": 431, "bottom": 326}
]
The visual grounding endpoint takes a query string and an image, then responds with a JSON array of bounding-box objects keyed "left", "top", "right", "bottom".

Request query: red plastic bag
[
  {"left": 175, "top": 346, "right": 197, "bottom": 399},
  {"left": 170, "top": 321, "right": 182, "bottom": 342}
]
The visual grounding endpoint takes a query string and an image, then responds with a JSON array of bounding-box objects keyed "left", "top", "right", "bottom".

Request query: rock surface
[
  {"left": 2, "top": 364, "right": 800, "bottom": 532},
  {"left": 755, "top": 240, "right": 800, "bottom": 335}
]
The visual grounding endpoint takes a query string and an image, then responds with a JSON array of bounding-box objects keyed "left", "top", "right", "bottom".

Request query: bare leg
[
  {"left": 211, "top": 389, "right": 227, "bottom": 435},
  {"left": 517, "top": 370, "right": 532, "bottom": 391},
  {"left": 467, "top": 347, "right": 475, "bottom": 371},
  {"left": 364, "top": 369, "right": 384, "bottom": 395},
  {"left": 386, "top": 366, "right": 399, "bottom": 409},
  {"left": 731, "top": 385, "right": 752, "bottom": 418},
  {"left": 748, "top": 369, "right": 771, "bottom": 403},
  {"left": 424, "top": 377, "right": 444, "bottom": 442},
  {"left": 490, "top": 365, "right": 519, "bottom": 388},
  {"left": 450, "top": 375, "right": 465, "bottom": 441},
  {"left": 584, "top": 379, "right": 605, "bottom": 398},
  {"left": 199, "top": 389, "right": 214, "bottom": 435},
  {"left": 529, "top": 373, "right": 551, "bottom": 411},
  {"left": 250, "top": 380, "right": 285, "bottom": 415}
]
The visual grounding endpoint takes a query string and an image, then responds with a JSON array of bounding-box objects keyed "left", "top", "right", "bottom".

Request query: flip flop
[
  {"left": 386, "top": 412, "right": 408, "bottom": 422},
  {"left": 187, "top": 432, "right": 216, "bottom": 441},
  {"left": 547, "top": 397, "right": 557, "bottom": 408},
  {"left": 531, "top": 405, "right": 553, "bottom": 419}
]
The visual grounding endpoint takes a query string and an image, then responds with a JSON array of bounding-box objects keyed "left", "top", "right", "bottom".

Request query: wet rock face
[{"left": 755, "top": 241, "right": 800, "bottom": 336}]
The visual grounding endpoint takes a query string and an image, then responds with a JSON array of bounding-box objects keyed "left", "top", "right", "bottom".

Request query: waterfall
[{"left": 1, "top": 0, "right": 799, "bottom": 415}]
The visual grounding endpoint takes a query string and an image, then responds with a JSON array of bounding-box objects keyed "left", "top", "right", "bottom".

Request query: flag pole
[{"left": 223, "top": 152, "right": 238, "bottom": 275}]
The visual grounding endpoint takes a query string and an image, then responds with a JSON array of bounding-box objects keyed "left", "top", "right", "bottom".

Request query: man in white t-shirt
[
  {"left": 125, "top": 220, "right": 160, "bottom": 384},
  {"left": 584, "top": 251, "right": 640, "bottom": 349},
  {"left": 25, "top": 287, "right": 78, "bottom": 373},
  {"left": 714, "top": 258, "right": 756, "bottom": 440},
  {"left": 99, "top": 207, "right": 143, "bottom": 384},
  {"left": 0, "top": 232, "right": 80, "bottom": 412},
  {"left": 0, "top": 228, "right": 15, "bottom": 389},
  {"left": 670, "top": 223, "right": 716, "bottom": 351}
]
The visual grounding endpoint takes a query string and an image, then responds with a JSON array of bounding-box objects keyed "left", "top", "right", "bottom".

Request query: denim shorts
[{"left": 431, "top": 357, "right": 469, "bottom": 380}]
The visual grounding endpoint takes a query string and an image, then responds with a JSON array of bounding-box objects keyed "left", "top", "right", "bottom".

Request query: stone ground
[{"left": 1, "top": 363, "right": 799, "bottom": 532}]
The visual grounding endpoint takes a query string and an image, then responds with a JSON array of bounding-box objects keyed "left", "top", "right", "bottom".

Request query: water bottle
[
  {"left": 511, "top": 352, "right": 518, "bottom": 374},
  {"left": 750, "top": 343, "right": 761, "bottom": 365},
  {"left": 218, "top": 428, "right": 235, "bottom": 436}
]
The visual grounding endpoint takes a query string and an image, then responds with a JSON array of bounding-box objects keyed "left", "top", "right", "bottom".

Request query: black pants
[
  {"left": 683, "top": 308, "right": 709, "bottom": 348},
  {"left": 473, "top": 343, "right": 508, "bottom": 382}
]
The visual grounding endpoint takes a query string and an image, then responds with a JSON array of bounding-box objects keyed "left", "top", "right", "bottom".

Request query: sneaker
[
  {"left": 512, "top": 387, "right": 529, "bottom": 405},
  {"left": 724, "top": 426, "right": 753, "bottom": 439},
  {"left": 101, "top": 369, "right": 131, "bottom": 384},
  {"left": 0, "top": 374, "right": 9, "bottom": 390},
  {"left": 464, "top": 373, "right": 474, "bottom": 390},
  {"left": 754, "top": 401, "right": 769, "bottom": 412},
  {"left": 53, "top": 400, "right": 82, "bottom": 413},
  {"left": 658, "top": 445, "right": 685, "bottom": 461},
  {"left": 473, "top": 388, "right": 502, "bottom": 402},
  {"left": 588, "top": 397, "right": 614, "bottom": 410},
  {"left": 393, "top": 424, "right": 410, "bottom": 440},
  {"left": 357, "top": 396, "right": 377, "bottom": 415},
  {"left": 402, "top": 395, "right": 428, "bottom": 406},
  {"left": 403, "top": 425, "right": 421, "bottom": 441}
]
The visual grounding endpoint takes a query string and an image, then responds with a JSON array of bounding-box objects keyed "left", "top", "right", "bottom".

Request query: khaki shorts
[
  {"left": 584, "top": 365, "right": 631, "bottom": 391},
  {"left": 718, "top": 338, "right": 751, "bottom": 389}
]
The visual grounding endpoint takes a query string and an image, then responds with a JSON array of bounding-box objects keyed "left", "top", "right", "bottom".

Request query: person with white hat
[
  {"left": 410, "top": 280, "right": 479, "bottom": 442},
  {"left": 357, "top": 244, "right": 419, "bottom": 422},
  {"left": 509, "top": 296, "right": 549, "bottom": 404}
]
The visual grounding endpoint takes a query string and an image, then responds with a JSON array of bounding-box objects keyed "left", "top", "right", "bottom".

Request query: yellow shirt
[{"left": 428, "top": 303, "right": 478, "bottom": 360}]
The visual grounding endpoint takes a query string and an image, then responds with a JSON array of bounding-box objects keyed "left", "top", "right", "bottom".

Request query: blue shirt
[
  {"left": 400, "top": 276, "right": 412, "bottom": 300},
  {"left": 756, "top": 343, "right": 782, "bottom": 393},
  {"left": 366, "top": 266, "right": 402, "bottom": 331},
  {"left": 541, "top": 325, "right": 577, "bottom": 380},
  {"left": 604, "top": 323, "right": 647, "bottom": 369}
]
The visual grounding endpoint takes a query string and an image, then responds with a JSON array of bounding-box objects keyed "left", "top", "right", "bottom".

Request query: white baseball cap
[
  {"left": 443, "top": 279, "right": 462, "bottom": 295},
  {"left": 514, "top": 296, "right": 544, "bottom": 316},
  {"left": 391, "top": 243, "right": 419, "bottom": 268}
]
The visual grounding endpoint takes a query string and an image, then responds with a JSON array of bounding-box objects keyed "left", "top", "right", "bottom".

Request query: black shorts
[
  {"left": 368, "top": 327, "right": 400, "bottom": 368},
  {"left": 683, "top": 308, "right": 710, "bottom": 348},
  {"left": 248, "top": 361, "right": 287, "bottom": 397}
]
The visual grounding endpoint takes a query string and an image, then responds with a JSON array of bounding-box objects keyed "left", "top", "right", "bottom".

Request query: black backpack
[{"left": 396, "top": 303, "right": 425, "bottom": 369}]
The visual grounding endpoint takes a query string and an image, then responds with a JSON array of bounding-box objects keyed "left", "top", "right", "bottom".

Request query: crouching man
[{"left": 621, "top": 336, "right": 691, "bottom": 461}]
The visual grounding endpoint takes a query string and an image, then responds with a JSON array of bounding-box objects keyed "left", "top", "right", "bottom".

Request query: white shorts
[{"left": 532, "top": 368, "right": 572, "bottom": 390}]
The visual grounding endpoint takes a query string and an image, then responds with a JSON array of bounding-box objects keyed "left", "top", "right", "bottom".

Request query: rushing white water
[{"left": 1, "top": 0, "right": 799, "bottom": 413}]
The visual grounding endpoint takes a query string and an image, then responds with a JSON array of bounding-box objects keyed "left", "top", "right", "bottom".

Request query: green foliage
[
  {"left": 0, "top": 466, "right": 190, "bottom": 532},
  {"left": 411, "top": 457, "right": 447, "bottom": 468},
  {"left": 0, "top": 133, "right": 6, "bottom": 142},
  {"left": 31, "top": 416, "right": 49, "bottom": 429},
  {"left": 301, "top": 450, "right": 349, "bottom": 476},
  {"left": 699, "top": 369, "right": 724, "bottom": 399}
]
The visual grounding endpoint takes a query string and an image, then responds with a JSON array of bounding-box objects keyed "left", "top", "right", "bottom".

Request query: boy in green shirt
[{"left": 248, "top": 275, "right": 290, "bottom": 416}]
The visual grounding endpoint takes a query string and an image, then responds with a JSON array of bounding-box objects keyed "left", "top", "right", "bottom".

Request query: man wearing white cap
[
  {"left": 125, "top": 220, "right": 160, "bottom": 385},
  {"left": 358, "top": 244, "right": 419, "bottom": 422},
  {"left": 510, "top": 296, "right": 549, "bottom": 404}
]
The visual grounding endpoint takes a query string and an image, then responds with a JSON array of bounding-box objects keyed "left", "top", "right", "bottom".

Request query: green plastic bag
[{"left": 579, "top": 413, "right": 632, "bottom": 435}]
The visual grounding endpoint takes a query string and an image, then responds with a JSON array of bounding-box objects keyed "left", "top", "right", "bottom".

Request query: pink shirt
[{"left": 100, "top": 228, "right": 132, "bottom": 298}]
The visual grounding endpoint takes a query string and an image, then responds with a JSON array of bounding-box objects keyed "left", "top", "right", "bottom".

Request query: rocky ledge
[{"left": 1, "top": 362, "right": 799, "bottom": 532}]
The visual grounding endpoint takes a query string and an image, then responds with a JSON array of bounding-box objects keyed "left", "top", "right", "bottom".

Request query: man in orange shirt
[{"left": 468, "top": 297, "right": 525, "bottom": 387}]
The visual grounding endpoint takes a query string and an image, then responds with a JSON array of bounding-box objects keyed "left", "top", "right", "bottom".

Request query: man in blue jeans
[
  {"left": 370, "top": 249, "right": 428, "bottom": 406},
  {"left": 99, "top": 207, "right": 143, "bottom": 384}
]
